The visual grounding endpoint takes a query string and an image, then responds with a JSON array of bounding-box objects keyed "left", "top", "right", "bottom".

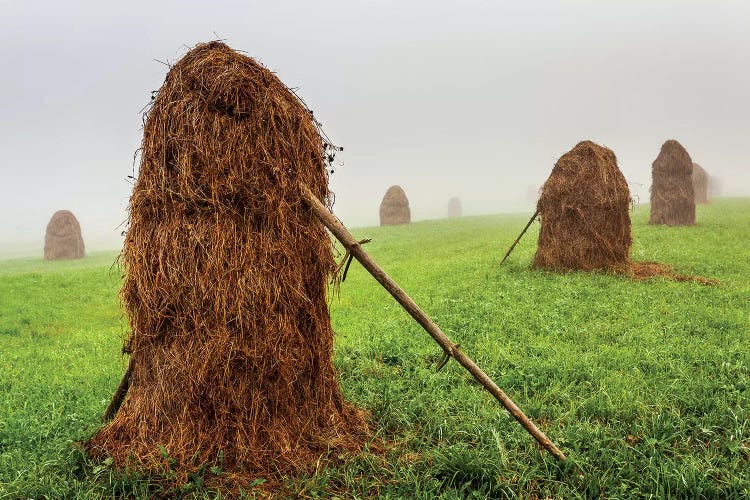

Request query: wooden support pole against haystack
[
  {"left": 500, "top": 210, "right": 539, "bottom": 266},
  {"left": 104, "top": 184, "right": 566, "bottom": 462},
  {"left": 298, "top": 182, "right": 567, "bottom": 462},
  {"left": 102, "top": 358, "right": 133, "bottom": 421}
]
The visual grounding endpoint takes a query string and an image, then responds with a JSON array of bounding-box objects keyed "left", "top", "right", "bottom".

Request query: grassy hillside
[{"left": 1, "top": 199, "right": 748, "bottom": 498}]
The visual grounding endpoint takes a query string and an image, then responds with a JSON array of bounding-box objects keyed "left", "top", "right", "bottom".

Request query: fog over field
[{"left": 1, "top": 0, "right": 749, "bottom": 257}]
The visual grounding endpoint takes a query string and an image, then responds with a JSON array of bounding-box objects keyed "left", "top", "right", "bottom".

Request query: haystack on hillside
[
  {"left": 447, "top": 196, "right": 462, "bottom": 218},
  {"left": 86, "top": 42, "right": 368, "bottom": 488},
  {"left": 533, "top": 141, "right": 631, "bottom": 271},
  {"left": 692, "top": 163, "right": 709, "bottom": 204},
  {"left": 379, "top": 185, "right": 410, "bottom": 225},
  {"left": 44, "top": 210, "right": 84, "bottom": 260},
  {"left": 649, "top": 140, "right": 695, "bottom": 225}
]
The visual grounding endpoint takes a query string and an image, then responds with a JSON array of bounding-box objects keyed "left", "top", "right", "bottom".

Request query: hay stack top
[
  {"left": 134, "top": 41, "right": 330, "bottom": 212},
  {"left": 379, "top": 185, "right": 411, "bottom": 225},
  {"left": 44, "top": 210, "right": 85, "bottom": 260},
  {"left": 537, "top": 140, "right": 629, "bottom": 211},
  {"left": 653, "top": 140, "right": 692, "bottom": 175}
]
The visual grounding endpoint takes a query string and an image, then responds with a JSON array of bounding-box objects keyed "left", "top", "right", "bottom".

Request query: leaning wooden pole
[
  {"left": 299, "top": 182, "right": 567, "bottom": 462},
  {"left": 499, "top": 209, "right": 539, "bottom": 266},
  {"left": 104, "top": 185, "right": 566, "bottom": 461},
  {"left": 102, "top": 357, "right": 133, "bottom": 421}
]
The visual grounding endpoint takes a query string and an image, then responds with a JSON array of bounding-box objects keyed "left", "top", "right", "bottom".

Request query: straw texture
[{"left": 85, "top": 41, "right": 369, "bottom": 491}]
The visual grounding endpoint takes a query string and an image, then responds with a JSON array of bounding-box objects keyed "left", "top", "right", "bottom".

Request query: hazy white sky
[{"left": 1, "top": 0, "right": 748, "bottom": 255}]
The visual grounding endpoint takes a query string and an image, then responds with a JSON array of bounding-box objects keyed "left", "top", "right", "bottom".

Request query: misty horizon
[{"left": 2, "top": 1, "right": 749, "bottom": 258}]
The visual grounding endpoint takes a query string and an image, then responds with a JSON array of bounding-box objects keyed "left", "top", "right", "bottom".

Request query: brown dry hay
[
  {"left": 44, "top": 210, "right": 85, "bottom": 260},
  {"left": 85, "top": 41, "right": 370, "bottom": 493},
  {"left": 626, "top": 261, "right": 718, "bottom": 285},
  {"left": 649, "top": 140, "right": 696, "bottom": 225},
  {"left": 692, "top": 163, "right": 709, "bottom": 204},
  {"left": 533, "top": 140, "right": 632, "bottom": 271},
  {"left": 379, "top": 185, "right": 410, "bottom": 226},
  {"left": 447, "top": 197, "right": 462, "bottom": 218}
]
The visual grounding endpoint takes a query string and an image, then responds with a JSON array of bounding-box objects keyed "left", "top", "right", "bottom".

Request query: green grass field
[{"left": 1, "top": 199, "right": 748, "bottom": 498}]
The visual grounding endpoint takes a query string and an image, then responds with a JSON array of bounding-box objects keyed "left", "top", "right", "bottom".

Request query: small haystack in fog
[
  {"left": 379, "top": 185, "right": 411, "bottom": 226},
  {"left": 447, "top": 197, "right": 462, "bottom": 218},
  {"left": 44, "top": 210, "right": 84, "bottom": 260},
  {"left": 708, "top": 174, "right": 722, "bottom": 198},
  {"left": 692, "top": 163, "right": 709, "bottom": 204},
  {"left": 86, "top": 42, "right": 368, "bottom": 490},
  {"left": 533, "top": 141, "right": 631, "bottom": 271},
  {"left": 649, "top": 140, "right": 695, "bottom": 226}
]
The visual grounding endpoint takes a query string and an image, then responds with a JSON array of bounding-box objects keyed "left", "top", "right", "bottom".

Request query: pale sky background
[{"left": 1, "top": 0, "right": 748, "bottom": 257}]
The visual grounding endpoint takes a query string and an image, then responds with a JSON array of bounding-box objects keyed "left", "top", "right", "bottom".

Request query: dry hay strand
[
  {"left": 692, "top": 163, "right": 709, "bottom": 204},
  {"left": 626, "top": 261, "right": 718, "bottom": 286},
  {"left": 85, "top": 41, "right": 370, "bottom": 492},
  {"left": 649, "top": 140, "right": 695, "bottom": 225},
  {"left": 533, "top": 140, "right": 632, "bottom": 271},
  {"left": 379, "top": 185, "right": 411, "bottom": 226},
  {"left": 44, "top": 210, "right": 85, "bottom": 260},
  {"left": 447, "top": 197, "right": 462, "bottom": 218}
]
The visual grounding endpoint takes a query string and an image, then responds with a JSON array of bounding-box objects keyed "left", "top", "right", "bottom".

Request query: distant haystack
[
  {"left": 379, "top": 185, "right": 411, "bottom": 226},
  {"left": 708, "top": 174, "right": 722, "bottom": 198},
  {"left": 649, "top": 140, "right": 695, "bottom": 226},
  {"left": 447, "top": 197, "right": 462, "bottom": 218},
  {"left": 692, "top": 163, "right": 709, "bottom": 204},
  {"left": 44, "top": 210, "right": 85, "bottom": 260},
  {"left": 533, "top": 141, "right": 631, "bottom": 271},
  {"left": 526, "top": 184, "right": 540, "bottom": 203}
]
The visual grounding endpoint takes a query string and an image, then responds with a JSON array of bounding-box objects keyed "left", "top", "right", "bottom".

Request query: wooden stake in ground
[
  {"left": 102, "top": 358, "right": 133, "bottom": 421},
  {"left": 104, "top": 187, "right": 567, "bottom": 462},
  {"left": 298, "top": 183, "right": 567, "bottom": 462},
  {"left": 500, "top": 210, "right": 539, "bottom": 266}
]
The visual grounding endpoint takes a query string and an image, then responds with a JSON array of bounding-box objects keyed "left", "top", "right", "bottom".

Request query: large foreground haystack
[
  {"left": 86, "top": 42, "right": 368, "bottom": 489},
  {"left": 692, "top": 163, "right": 709, "bottom": 204},
  {"left": 447, "top": 197, "right": 462, "bottom": 218},
  {"left": 44, "top": 210, "right": 84, "bottom": 260},
  {"left": 649, "top": 140, "right": 695, "bottom": 225},
  {"left": 533, "top": 141, "right": 631, "bottom": 271},
  {"left": 379, "top": 185, "right": 410, "bottom": 225}
]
